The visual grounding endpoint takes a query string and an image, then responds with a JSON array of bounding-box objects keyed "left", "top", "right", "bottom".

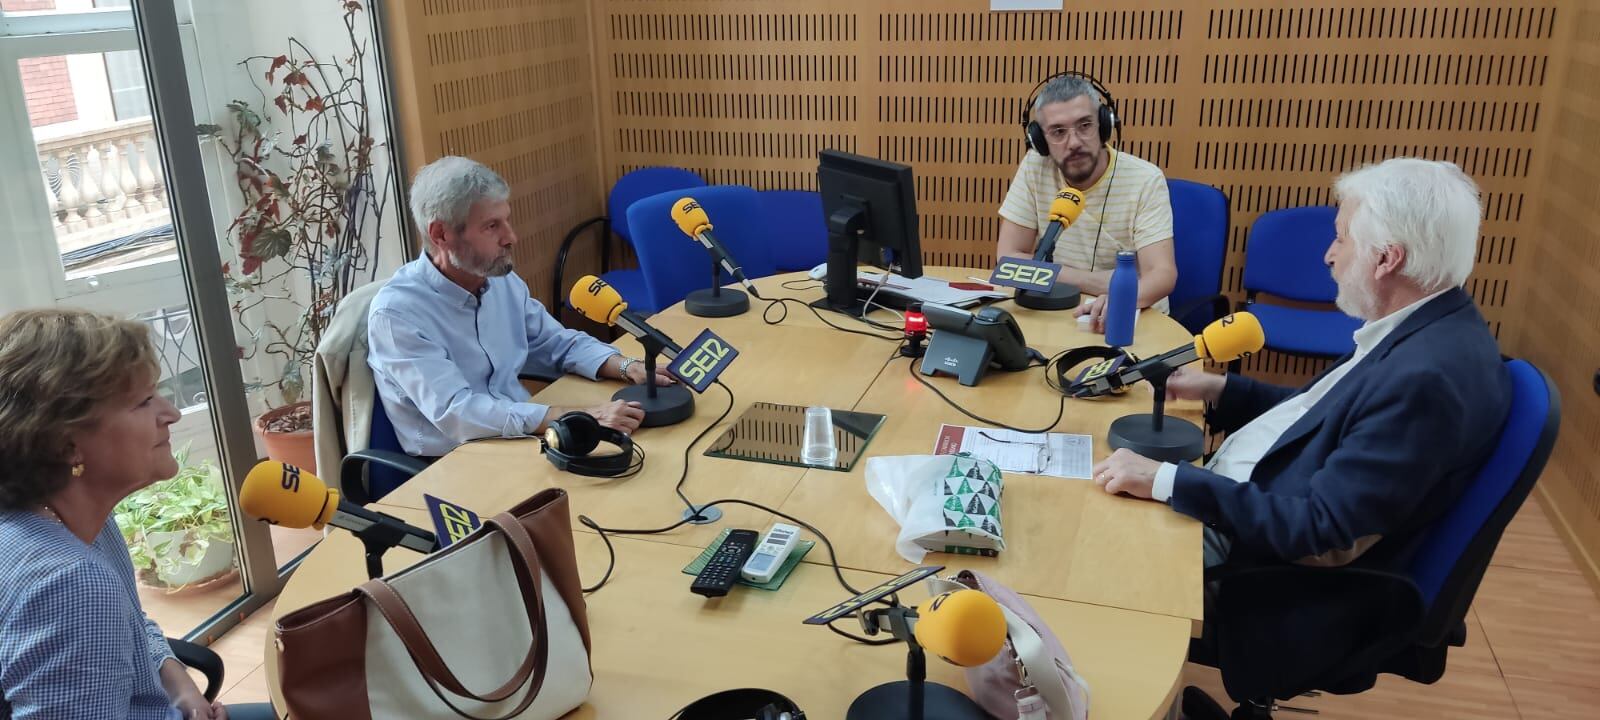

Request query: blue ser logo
[
  {"left": 988, "top": 257, "right": 1060, "bottom": 292},
  {"left": 670, "top": 329, "right": 739, "bottom": 393}
]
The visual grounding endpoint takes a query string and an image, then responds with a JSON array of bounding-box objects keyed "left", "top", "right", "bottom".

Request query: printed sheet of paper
[{"left": 933, "top": 424, "right": 1093, "bottom": 479}]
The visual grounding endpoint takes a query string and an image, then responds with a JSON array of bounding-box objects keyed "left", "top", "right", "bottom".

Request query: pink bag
[{"left": 928, "top": 570, "right": 1090, "bottom": 720}]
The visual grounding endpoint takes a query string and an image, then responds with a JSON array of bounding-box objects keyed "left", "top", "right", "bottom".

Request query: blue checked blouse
[{"left": 0, "top": 511, "right": 180, "bottom": 720}]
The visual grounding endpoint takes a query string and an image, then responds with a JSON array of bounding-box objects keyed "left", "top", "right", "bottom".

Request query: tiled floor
[{"left": 207, "top": 496, "right": 1600, "bottom": 718}]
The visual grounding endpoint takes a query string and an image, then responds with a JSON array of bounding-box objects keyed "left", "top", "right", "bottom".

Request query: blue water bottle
[{"left": 1104, "top": 251, "right": 1138, "bottom": 347}]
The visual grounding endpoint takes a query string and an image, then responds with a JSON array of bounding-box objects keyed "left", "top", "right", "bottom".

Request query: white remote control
[{"left": 740, "top": 523, "right": 801, "bottom": 584}]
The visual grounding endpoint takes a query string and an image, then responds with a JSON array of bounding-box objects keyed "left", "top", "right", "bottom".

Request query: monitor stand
[{"left": 809, "top": 283, "right": 915, "bottom": 319}]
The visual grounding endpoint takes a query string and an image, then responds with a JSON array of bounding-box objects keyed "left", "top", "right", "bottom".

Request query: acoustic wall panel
[
  {"left": 382, "top": 0, "right": 601, "bottom": 306},
  {"left": 1506, "top": 0, "right": 1600, "bottom": 590},
  {"left": 591, "top": 1, "right": 1558, "bottom": 386}
]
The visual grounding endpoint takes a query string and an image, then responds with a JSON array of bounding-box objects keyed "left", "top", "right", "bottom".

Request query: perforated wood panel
[
  {"left": 381, "top": 0, "right": 601, "bottom": 306},
  {"left": 590, "top": 0, "right": 1559, "bottom": 384},
  {"left": 1506, "top": 0, "right": 1600, "bottom": 590}
]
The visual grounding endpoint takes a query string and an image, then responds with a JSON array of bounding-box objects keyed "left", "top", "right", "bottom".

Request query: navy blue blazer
[{"left": 1172, "top": 287, "right": 1511, "bottom": 569}]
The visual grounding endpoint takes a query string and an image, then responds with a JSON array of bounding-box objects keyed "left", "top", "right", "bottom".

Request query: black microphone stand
[
  {"left": 684, "top": 259, "right": 750, "bottom": 317},
  {"left": 612, "top": 334, "right": 696, "bottom": 428},
  {"left": 1106, "top": 359, "right": 1205, "bottom": 463},
  {"left": 1012, "top": 229, "right": 1080, "bottom": 311},
  {"left": 354, "top": 514, "right": 437, "bottom": 579},
  {"left": 847, "top": 607, "right": 988, "bottom": 720}
]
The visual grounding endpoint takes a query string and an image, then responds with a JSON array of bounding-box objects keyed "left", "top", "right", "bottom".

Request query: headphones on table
[
  {"left": 668, "top": 688, "right": 805, "bottom": 720},
  {"left": 539, "top": 411, "right": 642, "bottom": 478},
  {"left": 1050, "top": 344, "right": 1138, "bottom": 398},
  {"left": 1021, "top": 70, "right": 1121, "bottom": 156}
]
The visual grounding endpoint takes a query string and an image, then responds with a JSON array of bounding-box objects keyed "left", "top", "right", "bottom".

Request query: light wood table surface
[
  {"left": 266, "top": 268, "right": 1202, "bottom": 718},
  {"left": 267, "top": 506, "right": 1192, "bottom": 719}
]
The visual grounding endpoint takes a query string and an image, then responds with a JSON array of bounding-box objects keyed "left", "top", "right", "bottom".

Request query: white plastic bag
[{"left": 866, "top": 454, "right": 1005, "bottom": 563}]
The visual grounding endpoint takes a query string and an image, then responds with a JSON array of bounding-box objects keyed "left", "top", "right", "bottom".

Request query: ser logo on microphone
[
  {"left": 279, "top": 464, "right": 301, "bottom": 493},
  {"left": 669, "top": 328, "right": 739, "bottom": 393},
  {"left": 1056, "top": 189, "right": 1083, "bottom": 205},
  {"left": 587, "top": 277, "right": 607, "bottom": 295},
  {"left": 678, "top": 200, "right": 701, "bottom": 213},
  {"left": 989, "top": 256, "right": 1060, "bottom": 293}
]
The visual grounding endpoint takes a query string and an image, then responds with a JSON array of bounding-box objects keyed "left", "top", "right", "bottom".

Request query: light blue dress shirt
[
  {"left": 368, "top": 256, "right": 621, "bottom": 457},
  {"left": 0, "top": 512, "right": 180, "bottom": 720}
]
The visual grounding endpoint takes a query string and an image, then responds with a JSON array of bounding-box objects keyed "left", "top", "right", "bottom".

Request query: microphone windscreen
[
  {"left": 240, "top": 461, "right": 336, "bottom": 530},
  {"left": 569, "top": 275, "right": 626, "bottom": 326},
  {"left": 1047, "top": 187, "right": 1087, "bottom": 227},
  {"left": 913, "top": 589, "right": 1007, "bottom": 667},
  {"left": 1195, "top": 311, "right": 1265, "bottom": 363},
  {"left": 671, "top": 197, "right": 712, "bottom": 238}
]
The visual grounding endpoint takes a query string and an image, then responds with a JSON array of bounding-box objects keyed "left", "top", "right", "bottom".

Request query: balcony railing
[{"left": 36, "top": 117, "right": 173, "bottom": 271}]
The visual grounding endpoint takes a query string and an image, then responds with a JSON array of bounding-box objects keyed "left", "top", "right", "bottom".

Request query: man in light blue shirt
[{"left": 369, "top": 156, "right": 675, "bottom": 457}]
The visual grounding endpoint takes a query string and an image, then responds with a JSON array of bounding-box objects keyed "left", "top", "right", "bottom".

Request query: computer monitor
[{"left": 816, "top": 149, "right": 923, "bottom": 314}]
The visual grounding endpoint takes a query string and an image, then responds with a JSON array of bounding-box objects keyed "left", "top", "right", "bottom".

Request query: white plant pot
[{"left": 144, "top": 530, "right": 235, "bottom": 587}]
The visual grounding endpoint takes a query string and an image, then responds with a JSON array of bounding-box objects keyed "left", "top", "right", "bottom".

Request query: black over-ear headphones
[
  {"left": 1051, "top": 344, "right": 1138, "bottom": 398},
  {"left": 540, "top": 411, "right": 638, "bottom": 478},
  {"left": 668, "top": 688, "right": 805, "bottom": 720},
  {"left": 1021, "top": 70, "right": 1121, "bottom": 156}
]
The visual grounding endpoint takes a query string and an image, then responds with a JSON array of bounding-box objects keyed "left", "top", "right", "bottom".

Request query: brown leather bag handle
[{"left": 357, "top": 511, "right": 550, "bottom": 716}]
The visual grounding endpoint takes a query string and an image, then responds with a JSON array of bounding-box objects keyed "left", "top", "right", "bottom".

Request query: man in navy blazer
[{"left": 1094, "top": 157, "right": 1511, "bottom": 576}]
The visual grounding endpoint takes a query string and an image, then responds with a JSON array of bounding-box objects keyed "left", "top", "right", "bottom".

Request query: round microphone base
[
  {"left": 685, "top": 287, "right": 750, "bottom": 317},
  {"left": 613, "top": 383, "right": 696, "bottom": 428},
  {"left": 846, "top": 681, "right": 989, "bottom": 720},
  {"left": 1012, "top": 283, "right": 1081, "bottom": 311},
  {"left": 1107, "top": 413, "right": 1205, "bottom": 464}
]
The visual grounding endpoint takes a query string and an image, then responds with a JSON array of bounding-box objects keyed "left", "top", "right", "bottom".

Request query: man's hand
[
  {"left": 1164, "top": 366, "right": 1227, "bottom": 404},
  {"left": 585, "top": 399, "right": 646, "bottom": 435},
  {"left": 626, "top": 361, "right": 678, "bottom": 387},
  {"left": 1073, "top": 295, "right": 1108, "bottom": 334},
  {"left": 1092, "top": 448, "right": 1162, "bottom": 500}
]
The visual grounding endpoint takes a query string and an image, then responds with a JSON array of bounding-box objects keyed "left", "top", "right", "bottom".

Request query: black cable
[
  {"left": 907, "top": 355, "right": 1067, "bottom": 434},
  {"left": 780, "top": 278, "right": 824, "bottom": 291},
  {"left": 669, "top": 380, "right": 738, "bottom": 514},
  {"left": 760, "top": 296, "right": 902, "bottom": 341}
]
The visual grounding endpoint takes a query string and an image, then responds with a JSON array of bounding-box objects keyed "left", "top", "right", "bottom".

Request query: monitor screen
[{"left": 816, "top": 150, "right": 923, "bottom": 313}]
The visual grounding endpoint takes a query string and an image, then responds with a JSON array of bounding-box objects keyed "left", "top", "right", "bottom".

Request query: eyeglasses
[{"left": 1043, "top": 119, "right": 1099, "bottom": 145}]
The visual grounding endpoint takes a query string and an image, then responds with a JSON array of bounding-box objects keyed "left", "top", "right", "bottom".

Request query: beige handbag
[{"left": 275, "top": 489, "right": 592, "bottom": 720}]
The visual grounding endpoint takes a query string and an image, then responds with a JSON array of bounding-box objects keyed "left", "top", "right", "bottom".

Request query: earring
[{"left": 70, "top": 464, "right": 84, "bottom": 477}]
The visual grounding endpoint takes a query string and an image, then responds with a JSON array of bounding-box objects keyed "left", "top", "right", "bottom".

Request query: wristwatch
[{"left": 617, "top": 356, "right": 640, "bottom": 384}]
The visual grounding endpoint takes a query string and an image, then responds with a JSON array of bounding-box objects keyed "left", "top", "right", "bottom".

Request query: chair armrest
[
  {"left": 340, "top": 449, "right": 429, "bottom": 506},
  {"left": 1171, "top": 292, "right": 1232, "bottom": 334},
  {"left": 551, "top": 216, "right": 609, "bottom": 313},
  {"left": 169, "top": 637, "right": 224, "bottom": 701}
]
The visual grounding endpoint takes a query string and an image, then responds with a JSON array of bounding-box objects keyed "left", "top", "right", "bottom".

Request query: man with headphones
[{"left": 998, "top": 72, "right": 1177, "bottom": 330}]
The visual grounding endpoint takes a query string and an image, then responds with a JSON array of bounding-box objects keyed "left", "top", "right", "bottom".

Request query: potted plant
[
  {"left": 201, "top": 1, "right": 396, "bottom": 473},
  {"left": 115, "top": 446, "right": 237, "bottom": 590}
]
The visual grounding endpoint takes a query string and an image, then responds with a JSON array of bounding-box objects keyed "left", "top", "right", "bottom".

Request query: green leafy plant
[{"left": 115, "top": 445, "right": 236, "bottom": 589}]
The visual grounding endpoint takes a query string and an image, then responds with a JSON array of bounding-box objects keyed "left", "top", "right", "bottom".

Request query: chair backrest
[
  {"left": 759, "top": 189, "right": 829, "bottom": 272},
  {"left": 1408, "top": 358, "right": 1560, "bottom": 644},
  {"left": 1242, "top": 205, "right": 1340, "bottom": 303},
  {"left": 1166, "top": 179, "right": 1228, "bottom": 327},
  {"left": 626, "top": 184, "right": 775, "bottom": 312},
  {"left": 363, "top": 396, "right": 410, "bottom": 502},
  {"left": 607, "top": 167, "right": 706, "bottom": 244}
]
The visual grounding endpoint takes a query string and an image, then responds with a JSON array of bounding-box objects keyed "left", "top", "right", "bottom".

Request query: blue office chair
[
  {"left": 551, "top": 167, "right": 706, "bottom": 314},
  {"left": 1166, "top": 179, "right": 1231, "bottom": 334},
  {"left": 625, "top": 184, "right": 777, "bottom": 313},
  {"left": 760, "top": 190, "right": 828, "bottom": 272},
  {"left": 1186, "top": 358, "right": 1560, "bottom": 718},
  {"left": 340, "top": 394, "right": 428, "bottom": 504},
  {"left": 1239, "top": 206, "right": 1362, "bottom": 360}
]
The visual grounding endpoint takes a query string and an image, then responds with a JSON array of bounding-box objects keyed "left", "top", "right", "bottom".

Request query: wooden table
[{"left": 267, "top": 268, "right": 1203, "bottom": 718}]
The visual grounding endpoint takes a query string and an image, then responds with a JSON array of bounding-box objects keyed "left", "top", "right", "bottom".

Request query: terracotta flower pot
[{"left": 255, "top": 401, "right": 316, "bottom": 474}]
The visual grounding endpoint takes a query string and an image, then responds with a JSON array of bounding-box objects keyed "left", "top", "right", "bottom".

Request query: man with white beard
[
  {"left": 367, "top": 156, "right": 675, "bottom": 459},
  {"left": 1090, "top": 158, "right": 1511, "bottom": 574}
]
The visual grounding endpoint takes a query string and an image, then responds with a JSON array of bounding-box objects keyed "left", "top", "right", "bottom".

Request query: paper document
[
  {"left": 933, "top": 424, "right": 1093, "bottom": 479},
  {"left": 857, "top": 270, "right": 1007, "bottom": 308}
]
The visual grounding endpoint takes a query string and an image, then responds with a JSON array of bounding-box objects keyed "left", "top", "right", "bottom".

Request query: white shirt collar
[{"left": 1351, "top": 288, "right": 1450, "bottom": 353}]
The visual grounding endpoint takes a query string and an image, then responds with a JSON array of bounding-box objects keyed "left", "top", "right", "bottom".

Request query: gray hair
[
  {"left": 1033, "top": 74, "right": 1102, "bottom": 116},
  {"left": 408, "top": 156, "right": 510, "bottom": 255},
  {"left": 1333, "top": 158, "right": 1481, "bottom": 292}
]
